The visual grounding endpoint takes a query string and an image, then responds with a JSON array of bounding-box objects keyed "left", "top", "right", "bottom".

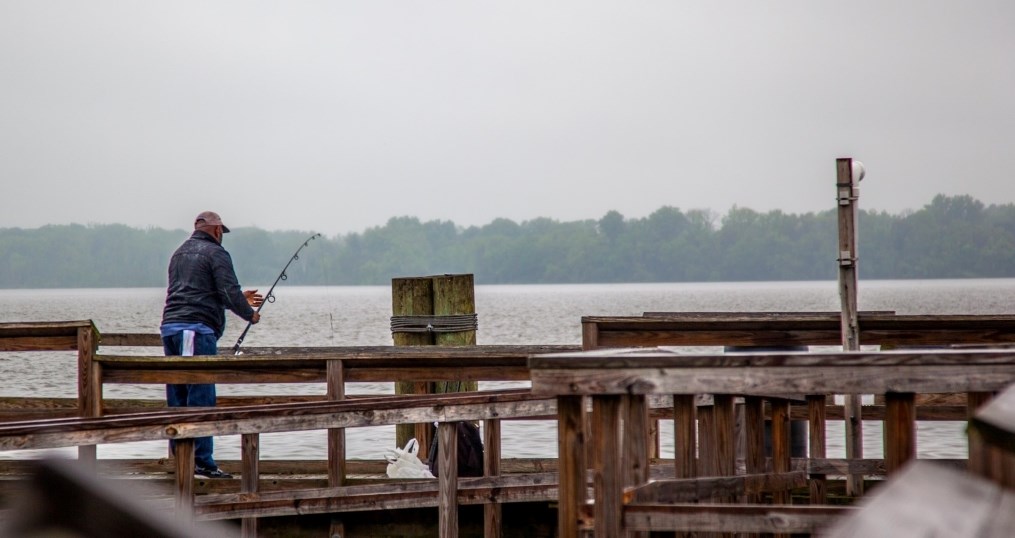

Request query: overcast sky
[{"left": 2, "top": 2, "right": 1013, "bottom": 236}]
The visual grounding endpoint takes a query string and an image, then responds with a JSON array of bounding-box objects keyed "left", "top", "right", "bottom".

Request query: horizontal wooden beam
[
  {"left": 194, "top": 473, "right": 568, "bottom": 520},
  {"left": 623, "top": 471, "right": 807, "bottom": 503},
  {"left": 531, "top": 365, "right": 1015, "bottom": 396},
  {"left": 0, "top": 389, "right": 556, "bottom": 451},
  {"left": 583, "top": 314, "right": 1015, "bottom": 347}
]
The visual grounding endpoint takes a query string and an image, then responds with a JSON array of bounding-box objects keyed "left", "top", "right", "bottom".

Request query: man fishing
[{"left": 160, "top": 210, "right": 263, "bottom": 479}]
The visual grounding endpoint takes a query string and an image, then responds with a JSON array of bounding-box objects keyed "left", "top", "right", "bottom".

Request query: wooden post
[
  {"left": 438, "top": 422, "right": 459, "bottom": 538},
  {"left": 392, "top": 277, "right": 435, "bottom": 450},
  {"left": 623, "top": 394, "right": 650, "bottom": 495},
  {"left": 174, "top": 438, "right": 195, "bottom": 515},
  {"left": 77, "top": 324, "right": 99, "bottom": 466},
  {"left": 674, "top": 395, "right": 698, "bottom": 479},
  {"left": 558, "top": 395, "right": 586, "bottom": 538},
  {"left": 744, "top": 396, "right": 765, "bottom": 504},
  {"left": 807, "top": 395, "right": 828, "bottom": 504},
  {"left": 697, "top": 404, "right": 716, "bottom": 477},
  {"left": 771, "top": 399, "right": 791, "bottom": 505},
  {"left": 713, "top": 395, "right": 736, "bottom": 479},
  {"left": 592, "top": 396, "right": 622, "bottom": 538},
  {"left": 884, "top": 392, "right": 916, "bottom": 474},
  {"left": 241, "top": 433, "right": 259, "bottom": 538},
  {"left": 836, "top": 156, "right": 864, "bottom": 496},
  {"left": 327, "top": 359, "right": 346, "bottom": 538},
  {"left": 967, "top": 391, "right": 995, "bottom": 476},
  {"left": 483, "top": 418, "right": 502, "bottom": 538},
  {"left": 582, "top": 320, "right": 599, "bottom": 350}
]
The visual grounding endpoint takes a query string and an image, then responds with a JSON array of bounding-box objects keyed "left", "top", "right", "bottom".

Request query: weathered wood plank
[
  {"left": 0, "top": 335, "right": 79, "bottom": 352},
  {"left": 529, "top": 364, "right": 1015, "bottom": 397},
  {"left": 530, "top": 349, "right": 1015, "bottom": 369},
  {"left": 193, "top": 473, "right": 566, "bottom": 520},
  {"left": 581, "top": 315, "right": 1015, "bottom": 348},
  {"left": 0, "top": 390, "right": 556, "bottom": 451},
  {"left": 623, "top": 472, "right": 808, "bottom": 504}
]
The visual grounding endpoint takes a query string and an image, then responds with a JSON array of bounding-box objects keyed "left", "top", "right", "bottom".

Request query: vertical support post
[
  {"left": 327, "top": 359, "right": 347, "bottom": 486},
  {"left": 241, "top": 433, "right": 259, "bottom": 538},
  {"left": 438, "top": 422, "right": 459, "bottom": 538},
  {"left": 174, "top": 438, "right": 195, "bottom": 515},
  {"left": 592, "top": 396, "right": 622, "bottom": 538},
  {"left": 713, "top": 395, "right": 736, "bottom": 480},
  {"left": 744, "top": 396, "right": 765, "bottom": 502},
  {"left": 770, "top": 399, "right": 791, "bottom": 505},
  {"left": 581, "top": 320, "right": 599, "bottom": 350},
  {"left": 558, "top": 395, "right": 586, "bottom": 538},
  {"left": 392, "top": 277, "right": 435, "bottom": 451},
  {"left": 884, "top": 392, "right": 916, "bottom": 474},
  {"left": 836, "top": 156, "right": 864, "bottom": 496},
  {"left": 673, "top": 395, "right": 697, "bottom": 479},
  {"left": 697, "top": 404, "right": 716, "bottom": 477},
  {"left": 77, "top": 324, "right": 100, "bottom": 466},
  {"left": 483, "top": 418, "right": 502, "bottom": 538},
  {"left": 327, "top": 359, "right": 346, "bottom": 538},
  {"left": 623, "top": 394, "right": 650, "bottom": 487},
  {"left": 806, "top": 395, "right": 828, "bottom": 504},
  {"left": 967, "top": 392, "right": 995, "bottom": 476}
]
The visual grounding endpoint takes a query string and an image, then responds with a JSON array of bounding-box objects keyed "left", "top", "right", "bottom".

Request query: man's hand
[
  {"left": 251, "top": 312, "right": 261, "bottom": 324},
  {"left": 244, "top": 289, "right": 264, "bottom": 308}
]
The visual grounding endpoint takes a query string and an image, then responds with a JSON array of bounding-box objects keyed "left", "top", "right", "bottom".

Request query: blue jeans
[{"left": 163, "top": 331, "right": 219, "bottom": 469}]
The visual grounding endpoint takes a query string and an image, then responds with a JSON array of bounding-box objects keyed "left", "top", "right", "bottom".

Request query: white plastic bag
[{"left": 384, "top": 438, "right": 436, "bottom": 479}]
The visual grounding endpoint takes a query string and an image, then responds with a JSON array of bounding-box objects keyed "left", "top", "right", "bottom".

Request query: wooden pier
[{"left": 2, "top": 317, "right": 1015, "bottom": 536}]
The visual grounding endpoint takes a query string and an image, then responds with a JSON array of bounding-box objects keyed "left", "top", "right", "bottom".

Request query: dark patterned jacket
[{"left": 161, "top": 230, "right": 255, "bottom": 338}]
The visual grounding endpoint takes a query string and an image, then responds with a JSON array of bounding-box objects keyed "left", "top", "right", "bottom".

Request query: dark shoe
[{"left": 195, "top": 466, "right": 233, "bottom": 479}]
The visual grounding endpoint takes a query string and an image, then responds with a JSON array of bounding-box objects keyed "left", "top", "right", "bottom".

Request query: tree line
[{"left": 1, "top": 194, "right": 1012, "bottom": 289}]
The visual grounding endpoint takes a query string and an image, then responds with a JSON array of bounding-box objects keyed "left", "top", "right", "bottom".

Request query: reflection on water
[{"left": 3, "top": 279, "right": 1013, "bottom": 460}]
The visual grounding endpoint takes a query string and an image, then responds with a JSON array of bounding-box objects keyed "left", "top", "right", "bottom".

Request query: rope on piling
[{"left": 390, "top": 314, "right": 478, "bottom": 334}]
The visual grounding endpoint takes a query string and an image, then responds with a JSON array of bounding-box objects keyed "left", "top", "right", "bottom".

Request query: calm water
[{"left": 3, "top": 279, "right": 1013, "bottom": 461}]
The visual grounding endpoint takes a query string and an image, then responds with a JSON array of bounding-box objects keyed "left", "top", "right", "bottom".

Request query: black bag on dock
[{"left": 427, "top": 421, "right": 484, "bottom": 477}]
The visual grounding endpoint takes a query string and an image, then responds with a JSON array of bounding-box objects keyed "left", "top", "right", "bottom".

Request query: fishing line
[{"left": 232, "top": 232, "right": 321, "bottom": 354}]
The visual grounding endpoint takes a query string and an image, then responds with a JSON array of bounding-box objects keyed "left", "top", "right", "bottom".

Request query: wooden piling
[
  {"left": 392, "top": 274, "right": 477, "bottom": 454},
  {"left": 392, "top": 276, "right": 435, "bottom": 450},
  {"left": 837, "top": 156, "right": 864, "bottom": 496}
]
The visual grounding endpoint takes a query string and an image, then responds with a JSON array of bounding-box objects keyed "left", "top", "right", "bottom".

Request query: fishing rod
[{"left": 233, "top": 232, "right": 321, "bottom": 354}]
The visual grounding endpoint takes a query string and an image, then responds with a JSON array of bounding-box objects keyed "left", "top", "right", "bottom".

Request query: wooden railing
[
  {"left": 0, "top": 388, "right": 560, "bottom": 538},
  {"left": 528, "top": 347, "right": 1015, "bottom": 536},
  {"left": 581, "top": 312, "right": 1015, "bottom": 349},
  {"left": 6, "top": 319, "right": 1015, "bottom": 536}
]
